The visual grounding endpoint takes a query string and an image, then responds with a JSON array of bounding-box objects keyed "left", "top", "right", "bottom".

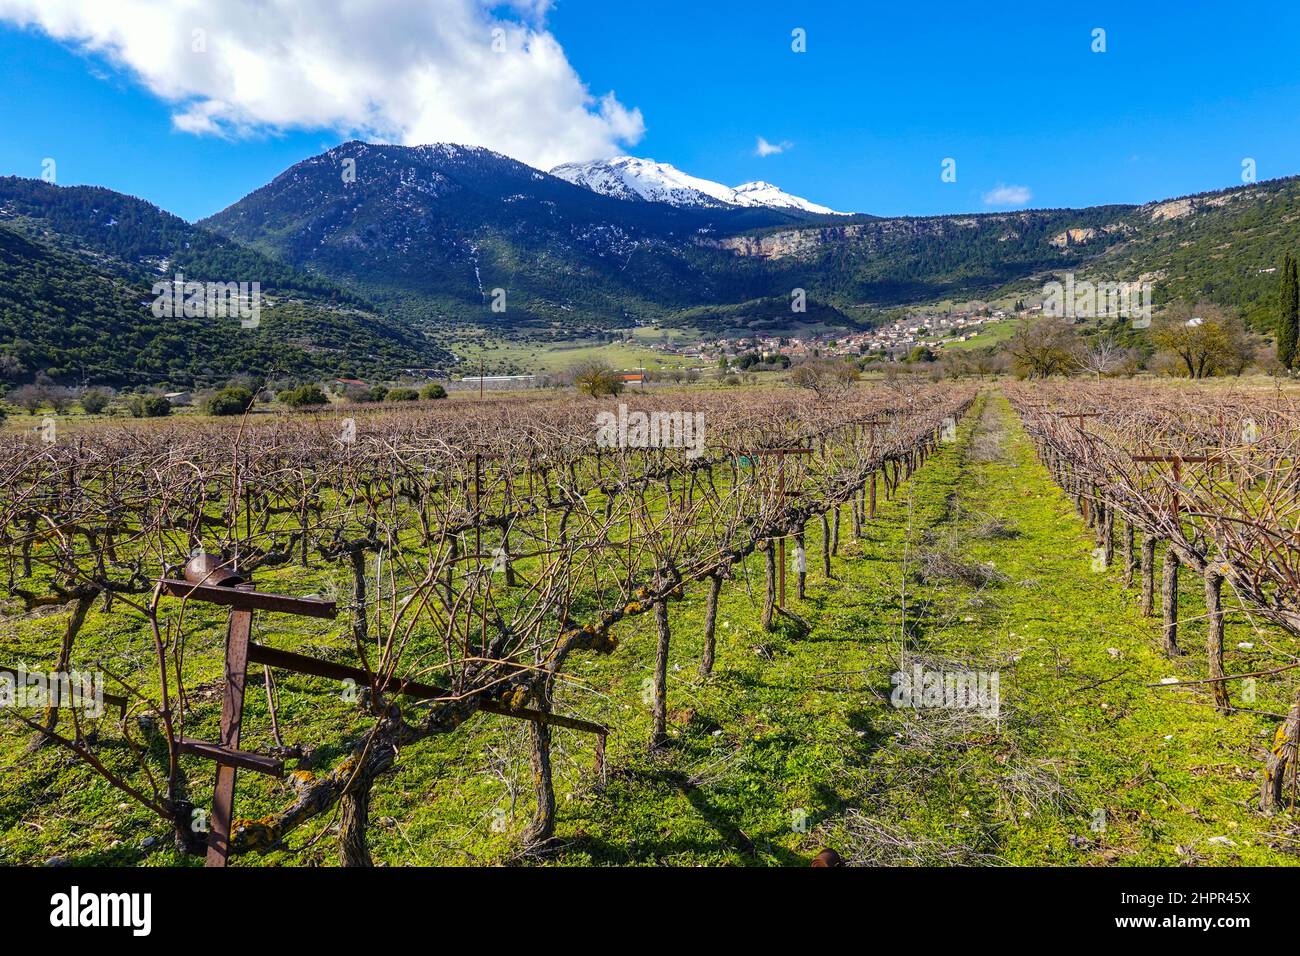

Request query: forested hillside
[{"left": 0, "top": 178, "right": 448, "bottom": 386}]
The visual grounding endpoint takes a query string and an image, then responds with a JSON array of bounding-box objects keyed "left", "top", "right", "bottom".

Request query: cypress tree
[{"left": 1279, "top": 254, "right": 1300, "bottom": 370}]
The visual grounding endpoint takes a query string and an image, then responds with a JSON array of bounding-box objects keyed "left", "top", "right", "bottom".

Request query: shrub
[
  {"left": 203, "top": 385, "right": 255, "bottom": 417},
  {"left": 127, "top": 395, "right": 172, "bottom": 418},
  {"left": 79, "top": 389, "right": 111, "bottom": 415},
  {"left": 420, "top": 383, "right": 448, "bottom": 400},
  {"left": 280, "top": 384, "right": 329, "bottom": 408},
  {"left": 571, "top": 361, "right": 624, "bottom": 397},
  {"left": 385, "top": 387, "right": 419, "bottom": 401},
  {"left": 347, "top": 385, "right": 389, "bottom": 403}
]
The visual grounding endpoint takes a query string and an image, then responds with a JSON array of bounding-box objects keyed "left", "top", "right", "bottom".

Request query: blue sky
[{"left": 1, "top": 0, "right": 1298, "bottom": 221}]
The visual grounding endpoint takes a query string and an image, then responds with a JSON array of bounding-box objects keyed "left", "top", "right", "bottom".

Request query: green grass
[
  {"left": 2, "top": 392, "right": 1297, "bottom": 866},
  {"left": 443, "top": 326, "right": 710, "bottom": 376},
  {"left": 945, "top": 319, "right": 1017, "bottom": 350}
]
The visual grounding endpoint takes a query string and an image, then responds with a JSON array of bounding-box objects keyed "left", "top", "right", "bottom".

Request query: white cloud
[
  {"left": 982, "top": 183, "right": 1032, "bottom": 206},
  {"left": 0, "top": 0, "right": 645, "bottom": 169},
  {"left": 755, "top": 136, "right": 792, "bottom": 157}
]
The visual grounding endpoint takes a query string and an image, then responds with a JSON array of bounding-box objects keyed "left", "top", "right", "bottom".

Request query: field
[
  {"left": 2, "top": 381, "right": 1299, "bottom": 867},
  {"left": 945, "top": 319, "right": 1018, "bottom": 350},
  {"left": 442, "top": 325, "right": 708, "bottom": 376}
]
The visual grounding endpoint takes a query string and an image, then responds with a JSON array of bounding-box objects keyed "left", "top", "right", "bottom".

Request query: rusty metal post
[{"left": 206, "top": 595, "right": 253, "bottom": 867}]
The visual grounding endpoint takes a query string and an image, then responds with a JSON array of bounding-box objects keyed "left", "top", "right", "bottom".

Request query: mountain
[
  {"left": 0, "top": 177, "right": 449, "bottom": 386},
  {"left": 204, "top": 141, "right": 1300, "bottom": 339},
  {"left": 549, "top": 156, "right": 846, "bottom": 215},
  {"left": 14, "top": 138, "right": 1292, "bottom": 384},
  {"left": 1085, "top": 177, "right": 1300, "bottom": 331},
  {"left": 201, "top": 142, "right": 807, "bottom": 329}
]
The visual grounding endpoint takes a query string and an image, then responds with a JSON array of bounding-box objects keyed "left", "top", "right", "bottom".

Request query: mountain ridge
[
  {"left": 6, "top": 141, "right": 1300, "bottom": 388},
  {"left": 201, "top": 143, "right": 1300, "bottom": 334}
]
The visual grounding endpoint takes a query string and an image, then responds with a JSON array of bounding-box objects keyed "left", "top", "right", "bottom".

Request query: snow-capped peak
[
  {"left": 732, "top": 181, "right": 840, "bottom": 215},
  {"left": 549, "top": 157, "right": 847, "bottom": 215}
]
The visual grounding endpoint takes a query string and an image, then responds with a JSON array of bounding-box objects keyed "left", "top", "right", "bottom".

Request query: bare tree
[{"left": 1076, "top": 335, "right": 1133, "bottom": 380}]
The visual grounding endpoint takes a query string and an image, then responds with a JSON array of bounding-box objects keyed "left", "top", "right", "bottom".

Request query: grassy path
[{"left": 538, "top": 391, "right": 1297, "bottom": 865}]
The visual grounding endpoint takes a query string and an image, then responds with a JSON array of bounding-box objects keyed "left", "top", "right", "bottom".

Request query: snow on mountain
[
  {"left": 550, "top": 156, "right": 847, "bottom": 215},
  {"left": 550, "top": 156, "right": 737, "bottom": 207},
  {"left": 732, "top": 181, "right": 840, "bottom": 215}
]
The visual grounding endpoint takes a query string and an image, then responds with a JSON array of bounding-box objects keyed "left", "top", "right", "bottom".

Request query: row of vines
[
  {"left": 0, "top": 383, "right": 974, "bottom": 864},
  {"left": 1007, "top": 382, "right": 1300, "bottom": 812}
]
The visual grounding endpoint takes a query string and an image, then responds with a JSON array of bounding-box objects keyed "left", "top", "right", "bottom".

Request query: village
[
  {"left": 647, "top": 305, "right": 1019, "bottom": 366},
  {"left": 445, "top": 307, "right": 1022, "bottom": 390}
]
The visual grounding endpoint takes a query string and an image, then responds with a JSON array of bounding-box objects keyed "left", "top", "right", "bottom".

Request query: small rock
[
  {"left": 1207, "top": 836, "right": 1236, "bottom": 848},
  {"left": 1106, "top": 648, "right": 1121, "bottom": 658},
  {"left": 140, "top": 836, "right": 156, "bottom": 849},
  {"left": 1159, "top": 677, "right": 1180, "bottom": 685},
  {"left": 1237, "top": 642, "right": 1254, "bottom": 650}
]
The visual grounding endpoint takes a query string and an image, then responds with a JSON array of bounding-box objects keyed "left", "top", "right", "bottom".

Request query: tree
[
  {"left": 1076, "top": 335, "right": 1133, "bottom": 380},
  {"left": 1278, "top": 254, "right": 1299, "bottom": 370},
  {"left": 570, "top": 361, "right": 624, "bottom": 397},
  {"left": 9, "top": 384, "right": 48, "bottom": 413},
  {"left": 1004, "top": 316, "right": 1078, "bottom": 378},
  {"left": 79, "top": 388, "right": 112, "bottom": 414},
  {"left": 938, "top": 349, "right": 971, "bottom": 379},
  {"left": 45, "top": 387, "right": 73, "bottom": 414},
  {"left": 969, "top": 347, "right": 1006, "bottom": 379},
  {"left": 1150, "top": 300, "right": 1254, "bottom": 379},
  {"left": 420, "top": 383, "right": 448, "bottom": 400},
  {"left": 789, "top": 359, "right": 859, "bottom": 397}
]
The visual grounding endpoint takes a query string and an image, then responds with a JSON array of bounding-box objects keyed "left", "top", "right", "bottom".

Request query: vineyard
[{"left": 2, "top": 380, "right": 1300, "bottom": 867}]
